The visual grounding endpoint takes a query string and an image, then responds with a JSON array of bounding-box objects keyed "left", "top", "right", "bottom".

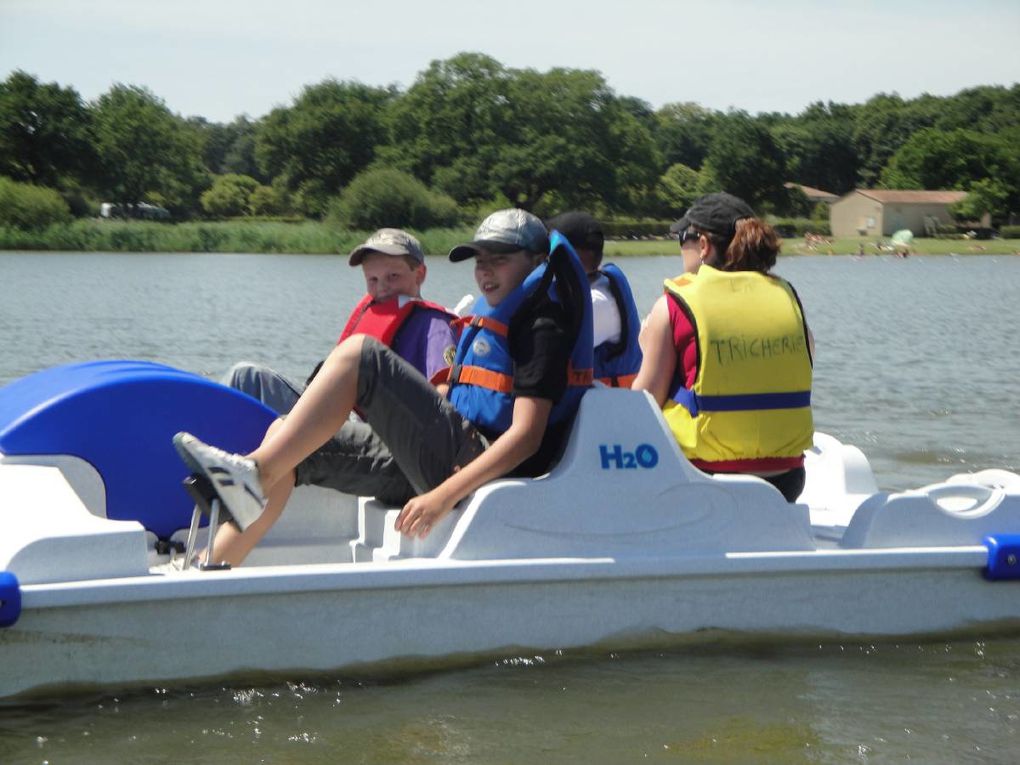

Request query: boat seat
[
  {"left": 0, "top": 463, "right": 149, "bottom": 584},
  {"left": 438, "top": 388, "right": 816, "bottom": 560},
  {"left": 840, "top": 477, "right": 1020, "bottom": 548}
]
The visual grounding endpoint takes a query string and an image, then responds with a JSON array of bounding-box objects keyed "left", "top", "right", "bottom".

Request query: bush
[
  {"left": 249, "top": 185, "right": 287, "bottom": 216},
  {"left": 200, "top": 174, "right": 260, "bottom": 218},
  {"left": 767, "top": 217, "right": 831, "bottom": 237},
  {"left": 932, "top": 223, "right": 962, "bottom": 239},
  {"left": 0, "top": 177, "right": 72, "bottom": 229},
  {"left": 999, "top": 225, "right": 1020, "bottom": 239},
  {"left": 328, "top": 168, "right": 462, "bottom": 230}
]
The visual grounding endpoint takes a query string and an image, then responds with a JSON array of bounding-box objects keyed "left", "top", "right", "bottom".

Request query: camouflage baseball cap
[
  {"left": 448, "top": 209, "right": 549, "bottom": 262},
  {"left": 348, "top": 228, "right": 424, "bottom": 266}
]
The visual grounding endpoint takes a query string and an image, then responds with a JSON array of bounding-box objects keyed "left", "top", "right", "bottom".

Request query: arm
[
  {"left": 631, "top": 295, "right": 677, "bottom": 407},
  {"left": 396, "top": 299, "right": 567, "bottom": 538},
  {"left": 395, "top": 396, "right": 552, "bottom": 537}
]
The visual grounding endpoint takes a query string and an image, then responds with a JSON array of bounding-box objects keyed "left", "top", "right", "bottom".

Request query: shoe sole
[
  {"left": 172, "top": 433, "right": 264, "bottom": 527},
  {"left": 173, "top": 433, "right": 208, "bottom": 477}
]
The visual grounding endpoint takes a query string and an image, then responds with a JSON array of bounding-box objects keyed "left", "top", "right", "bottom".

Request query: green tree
[
  {"left": 852, "top": 93, "right": 938, "bottom": 187},
  {"left": 188, "top": 115, "right": 265, "bottom": 181},
  {"left": 220, "top": 117, "right": 264, "bottom": 181},
  {"left": 700, "top": 111, "right": 786, "bottom": 210},
  {"left": 949, "top": 178, "right": 1011, "bottom": 223},
  {"left": 91, "top": 84, "right": 208, "bottom": 216},
  {"left": 772, "top": 101, "right": 858, "bottom": 195},
  {"left": 653, "top": 102, "right": 717, "bottom": 170},
  {"left": 200, "top": 173, "right": 260, "bottom": 217},
  {"left": 655, "top": 163, "right": 701, "bottom": 217},
  {"left": 880, "top": 128, "right": 1016, "bottom": 192},
  {"left": 0, "top": 71, "right": 97, "bottom": 189},
  {"left": 255, "top": 79, "right": 396, "bottom": 216},
  {"left": 497, "top": 68, "right": 658, "bottom": 212},
  {"left": 383, "top": 53, "right": 513, "bottom": 204},
  {"left": 385, "top": 53, "right": 659, "bottom": 213},
  {"left": 931, "top": 84, "right": 1020, "bottom": 135}
]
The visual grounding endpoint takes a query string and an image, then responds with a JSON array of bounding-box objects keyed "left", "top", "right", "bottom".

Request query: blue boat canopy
[{"left": 0, "top": 360, "right": 276, "bottom": 539}]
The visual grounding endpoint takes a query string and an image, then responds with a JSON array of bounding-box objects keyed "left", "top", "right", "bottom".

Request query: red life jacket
[{"left": 337, "top": 294, "right": 455, "bottom": 347}]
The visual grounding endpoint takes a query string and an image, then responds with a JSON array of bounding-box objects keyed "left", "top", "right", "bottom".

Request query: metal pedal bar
[{"left": 181, "top": 474, "right": 232, "bottom": 571}]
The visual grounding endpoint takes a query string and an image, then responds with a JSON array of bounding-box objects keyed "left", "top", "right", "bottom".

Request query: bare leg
[
  {"left": 251, "top": 335, "right": 365, "bottom": 489},
  {"left": 207, "top": 472, "right": 295, "bottom": 566},
  {"left": 205, "top": 337, "right": 365, "bottom": 567}
]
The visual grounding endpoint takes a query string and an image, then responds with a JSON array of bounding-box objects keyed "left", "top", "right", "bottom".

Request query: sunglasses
[{"left": 679, "top": 228, "right": 702, "bottom": 247}]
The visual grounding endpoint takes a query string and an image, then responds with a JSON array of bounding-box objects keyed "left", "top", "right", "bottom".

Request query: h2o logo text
[{"left": 598, "top": 443, "right": 659, "bottom": 470}]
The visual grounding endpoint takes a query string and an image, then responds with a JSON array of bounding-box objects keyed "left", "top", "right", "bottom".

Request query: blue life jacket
[
  {"left": 592, "top": 264, "right": 643, "bottom": 387},
  {"left": 449, "top": 231, "right": 594, "bottom": 435}
]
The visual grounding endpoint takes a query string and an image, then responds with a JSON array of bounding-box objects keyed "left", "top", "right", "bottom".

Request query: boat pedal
[
  {"left": 183, "top": 474, "right": 217, "bottom": 513},
  {"left": 180, "top": 474, "right": 233, "bottom": 571}
]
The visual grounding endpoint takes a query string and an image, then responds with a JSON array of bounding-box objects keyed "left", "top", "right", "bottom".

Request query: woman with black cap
[{"left": 632, "top": 192, "right": 814, "bottom": 502}]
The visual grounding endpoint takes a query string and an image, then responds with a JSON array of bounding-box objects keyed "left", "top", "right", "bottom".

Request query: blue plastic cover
[
  {"left": 0, "top": 571, "right": 20, "bottom": 628},
  {"left": 984, "top": 535, "right": 1020, "bottom": 581},
  {"left": 0, "top": 360, "right": 277, "bottom": 539}
]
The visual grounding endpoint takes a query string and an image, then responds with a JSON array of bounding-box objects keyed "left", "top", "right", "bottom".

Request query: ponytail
[{"left": 719, "top": 218, "right": 782, "bottom": 273}]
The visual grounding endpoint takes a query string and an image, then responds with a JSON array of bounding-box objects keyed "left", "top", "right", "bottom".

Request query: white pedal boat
[{"left": 1, "top": 360, "right": 1019, "bottom": 699}]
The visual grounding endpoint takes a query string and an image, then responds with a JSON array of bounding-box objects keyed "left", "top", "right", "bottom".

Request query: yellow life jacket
[{"left": 663, "top": 266, "right": 814, "bottom": 464}]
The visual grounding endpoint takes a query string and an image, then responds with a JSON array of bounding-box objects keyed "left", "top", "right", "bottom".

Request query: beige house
[{"left": 829, "top": 189, "right": 968, "bottom": 238}]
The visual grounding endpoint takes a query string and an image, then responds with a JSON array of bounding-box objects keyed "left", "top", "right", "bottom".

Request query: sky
[{"left": 1, "top": 0, "right": 1018, "bottom": 123}]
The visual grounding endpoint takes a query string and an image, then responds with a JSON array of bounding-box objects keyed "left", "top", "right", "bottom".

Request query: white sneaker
[{"left": 173, "top": 432, "right": 267, "bottom": 529}]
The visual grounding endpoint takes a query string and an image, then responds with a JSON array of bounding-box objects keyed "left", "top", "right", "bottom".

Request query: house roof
[
  {"left": 852, "top": 189, "right": 968, "bottom": 205},
  {"left": 784, "top": 182, "right": 839, "bottom": 202}
]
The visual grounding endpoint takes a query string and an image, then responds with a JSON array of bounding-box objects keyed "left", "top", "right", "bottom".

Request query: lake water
[{"left": 0, "top": 251, "right": 1018, "bottom": 763}]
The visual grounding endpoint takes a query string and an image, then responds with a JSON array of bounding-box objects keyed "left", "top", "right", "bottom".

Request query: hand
[{"left": 395, "top": 488, "right": 454, "bottom": 539}]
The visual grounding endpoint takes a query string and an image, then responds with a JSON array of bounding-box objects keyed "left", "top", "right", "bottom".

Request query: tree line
[{"left": 2, "top": 52, "right": 1018, "bottom": 230}]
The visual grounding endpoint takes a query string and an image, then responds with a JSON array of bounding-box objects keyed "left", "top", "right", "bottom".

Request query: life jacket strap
[
  {"left": 449, "top": 363, "right": 514, "bottom": 393},
  {"left": 567, "top": 365, "right": 594, "bottom": 387},
  {"left": 453, "top": 315, "right": 509, "bottom": 337},
  {"left": 598, "top": 372, "right": 637, "bottom": 388},
  {"left": 672, "top": 388, "right": 811, "bottom": 417}
]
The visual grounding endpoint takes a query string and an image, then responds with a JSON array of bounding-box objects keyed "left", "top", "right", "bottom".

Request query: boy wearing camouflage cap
[
  {"left": 224, "top": 228, "right": 456, "bottom": 413},
  {"left": 175, "top": 209, "right": 592, "bottom": 566}
]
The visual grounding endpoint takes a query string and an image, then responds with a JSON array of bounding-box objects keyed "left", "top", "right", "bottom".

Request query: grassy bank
[
  {"left": 0, "top": 220, "right": 474, "bottom": 256},
  {"left": 3, "top": 219, "right": 1019, "bottom": 257}
]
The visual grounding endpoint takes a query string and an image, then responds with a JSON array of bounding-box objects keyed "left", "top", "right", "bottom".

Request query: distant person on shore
[
  {"left": 632, "top": 192, "right": 814, "bottom": 503},
  {"left": 545, "top": 211, "right": 642, "bottom": 387},
  {"left": 173, "top": 209, "right": 593, "bottom": 567},
  {"left": 223, "top": 228, "right": 456, "bottom": 413}
]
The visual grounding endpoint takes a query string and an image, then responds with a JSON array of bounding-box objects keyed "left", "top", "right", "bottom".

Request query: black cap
[
  {"left": 545, "top": 211, "right": 604, "bottom": 252},
  {"left": 669, "top": 192, "right": 755, "bottom": 237}
]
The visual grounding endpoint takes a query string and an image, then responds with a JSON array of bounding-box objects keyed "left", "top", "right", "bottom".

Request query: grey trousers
[
  {"left": 221, "top": 362, "right": 304, "bottom": 415},
  {"left": 293, "top": 338, "right": 487, "bottom": 505}
]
